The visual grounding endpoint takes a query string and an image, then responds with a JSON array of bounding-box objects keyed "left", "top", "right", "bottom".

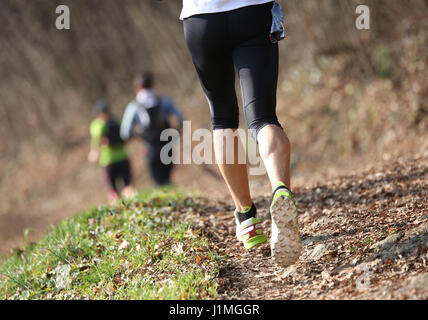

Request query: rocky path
[{"left": 195, "top": 155, "right": 427, "bottom": 299}]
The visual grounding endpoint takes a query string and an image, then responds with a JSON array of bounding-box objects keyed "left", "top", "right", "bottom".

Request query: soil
[{"left": 194, "top": 154, "right": 428, "bottom": 299}]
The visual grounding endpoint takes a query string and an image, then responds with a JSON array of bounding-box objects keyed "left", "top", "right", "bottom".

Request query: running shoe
[
  {"left": 270, "top": 182, "right": 302, "bottom": 267},
  {"left": 108, "top": 190, "right": 119, "bottom": 205},
  {"left": 122, "top": 186, "right": 136, "bottom": 198},
  {"left": 234, "top": 204, "right": 267, "bottom": 250}
]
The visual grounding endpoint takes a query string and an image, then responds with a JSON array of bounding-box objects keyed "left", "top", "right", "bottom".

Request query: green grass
[{"left": 0, "top": 187, "right": 223, "bottom": 300}]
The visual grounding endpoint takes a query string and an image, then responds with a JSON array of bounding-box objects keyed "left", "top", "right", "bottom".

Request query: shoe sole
[{"left": 270, "top": 195, "right": 302, "bottom": 267}]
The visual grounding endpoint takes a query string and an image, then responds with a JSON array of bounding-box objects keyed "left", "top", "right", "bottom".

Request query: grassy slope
[{"left": 0, "top": 188, "right": 222, "bottom": 300}]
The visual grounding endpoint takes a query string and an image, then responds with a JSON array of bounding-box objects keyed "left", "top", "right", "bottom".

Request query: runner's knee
[{"left": 244, "top": 98, "right": 283, "bottom": 142}]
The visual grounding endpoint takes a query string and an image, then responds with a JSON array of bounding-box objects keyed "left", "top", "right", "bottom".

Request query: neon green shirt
[{"left": 90, "top": 117, "right": 128, "bottom": 167}]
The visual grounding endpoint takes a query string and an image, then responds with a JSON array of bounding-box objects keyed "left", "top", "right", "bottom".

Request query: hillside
[
  {"left": 0, "top": 0, "right": 427, "bottom": 272},
  {"left": 1, "top": 154, "right": 426, "bottom": 299}
]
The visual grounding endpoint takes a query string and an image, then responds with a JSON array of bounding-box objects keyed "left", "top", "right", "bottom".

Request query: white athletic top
[{"left": 180, "top": 0, "right": 274, "bottom": 20}]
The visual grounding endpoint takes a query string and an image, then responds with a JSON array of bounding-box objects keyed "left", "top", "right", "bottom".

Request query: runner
[
  {"left": 120, "top": 71, "right": 184, "bottom": 186},
  {"left": 181, "top": 0, "right": 301, "bottom": 267},
  {"left": 88, "top": 100, "right": 135, "bottom": 203}
]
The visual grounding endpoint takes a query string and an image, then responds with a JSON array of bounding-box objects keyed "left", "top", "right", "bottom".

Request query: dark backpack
[
  {"left": 139, "top": 97, "right": 170, "bottom": 143},
  {"left": 104, "top": 118, "right": 124, "bottom": 146}
]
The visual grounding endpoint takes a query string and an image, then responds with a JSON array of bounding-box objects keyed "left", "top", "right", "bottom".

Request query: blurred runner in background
[
  {"left": 120, "top": 71, "right": 184, "bottom": 186},
  {"left": 88, "top": 100, "right": 135, "bottom": 203}
]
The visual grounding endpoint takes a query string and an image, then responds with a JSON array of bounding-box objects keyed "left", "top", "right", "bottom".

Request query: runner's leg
[
  {"left": 118, "top": 160, "right": 135, "bottom": 197},
  {"left": 146, "top": 142, "right": 171, "bottom": 186},
  {"left": 230, "top": 2, "right": 290, "bottom": 190},
  {"left": 105, "top": 164, "right": 119, "bottom": 202},
  {"left": 213, "top": 129, "right": 253, "bottom": 211},
  {"left": 231, "top": 4, "right": 301, "bottom": 264},
  {"left": 184, "top": 14, "right": 253, "bottom": 211},
  {"left": 257, "top": 125, "right": 291, "bottom": 190}
]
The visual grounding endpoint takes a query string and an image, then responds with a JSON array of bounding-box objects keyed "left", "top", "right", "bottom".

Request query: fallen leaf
[{"left": 118, "top": 240, "right": 130, "bottom": 250}]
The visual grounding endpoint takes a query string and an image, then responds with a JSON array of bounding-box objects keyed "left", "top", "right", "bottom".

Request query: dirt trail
[{"left": 194, "top": 155, "right": 427, "bottom": 299}]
